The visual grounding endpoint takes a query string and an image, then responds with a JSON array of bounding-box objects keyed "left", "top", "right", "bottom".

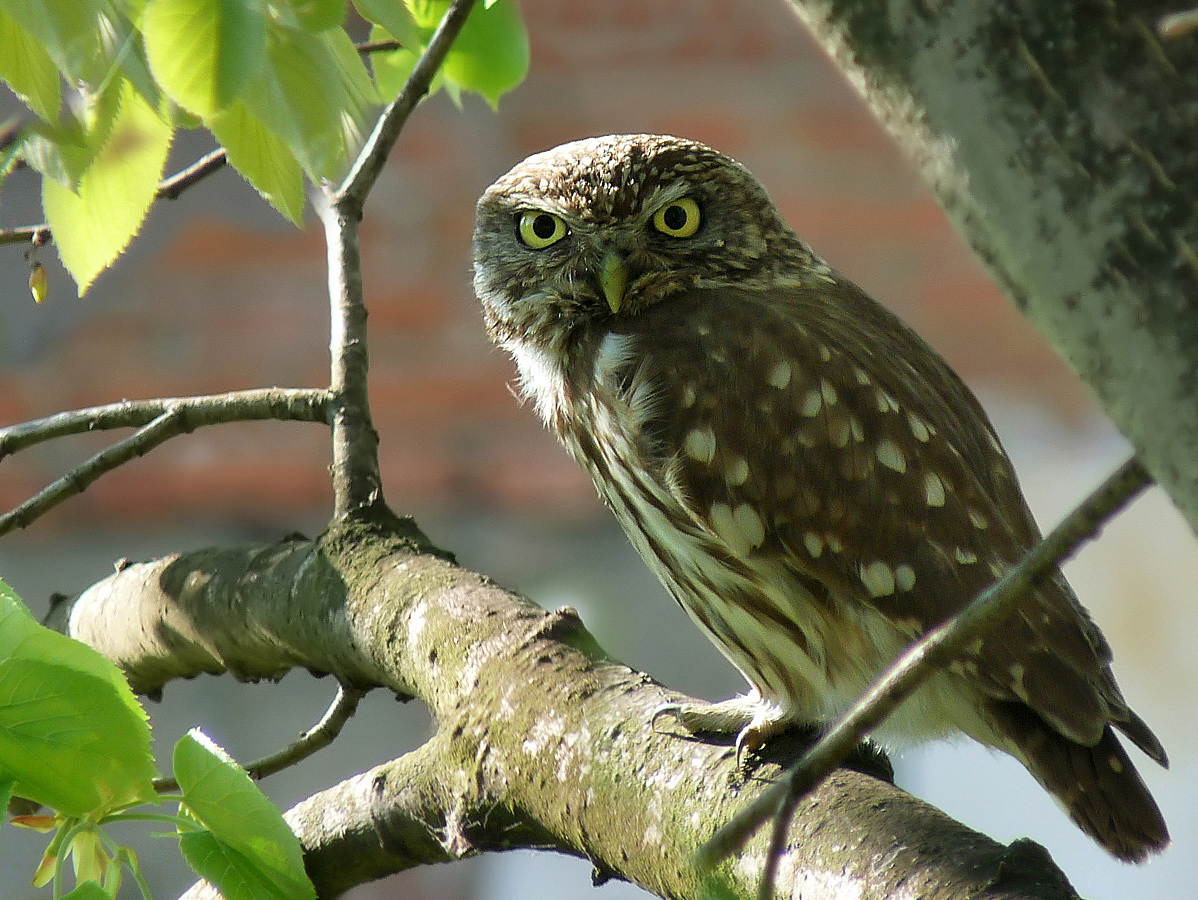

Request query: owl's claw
[
  {"left": 651, "top": 696, "right": 789, "bottom": 771},
  {"left": 651, "top": 698, "right": 756, "bottom": 736}
]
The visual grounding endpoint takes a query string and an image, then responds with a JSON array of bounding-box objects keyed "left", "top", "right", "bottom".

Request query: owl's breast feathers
[{"left": 534, "top": 280, "right": 1165, "bottom": 761}]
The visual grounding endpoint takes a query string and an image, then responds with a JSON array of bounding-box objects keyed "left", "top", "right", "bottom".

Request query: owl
[{"left": 472, "top": 134, "right": 1168, "bottom": 861}]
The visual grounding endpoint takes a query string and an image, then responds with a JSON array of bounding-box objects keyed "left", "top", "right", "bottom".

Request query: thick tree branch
[
  {"left": 47, "top": 510, "right": 1082, "bottom": 900},
  {"left": 782, "top": 0, "right": 1198, "bottom": 531},
  {"left": 703, "top": 457, "right": 1152, "bottom": 896}
]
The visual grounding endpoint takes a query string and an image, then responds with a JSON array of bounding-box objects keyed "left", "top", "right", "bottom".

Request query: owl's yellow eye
[
  {"left": 518, "top": 211, "right": 568, "bottom": 249},
  {"left": 652, "top": 198, "right": 701, "bottom": 238}
]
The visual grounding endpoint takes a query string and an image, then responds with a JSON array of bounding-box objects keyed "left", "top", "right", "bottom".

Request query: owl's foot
[
  {"left": 652, "top": 695, "right": 791, "bottom": 771},
  {"left": 652, "top": 697, "right": 893, "bottom": 782}
]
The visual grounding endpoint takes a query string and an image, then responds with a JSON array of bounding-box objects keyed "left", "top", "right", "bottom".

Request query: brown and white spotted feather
[{"left": 473, "top": 133, "right": 1169, "bottom": 861}]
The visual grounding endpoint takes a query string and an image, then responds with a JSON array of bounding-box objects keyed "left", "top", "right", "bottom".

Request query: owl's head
[{"left": 473, "top": 134, "right": 813, "bottom": 350}]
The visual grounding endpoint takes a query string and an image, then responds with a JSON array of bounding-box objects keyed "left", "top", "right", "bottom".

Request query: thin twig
[
  {"left": 0, "top": 225, "right": 50, "bottom": 247},
  {"left": 0, "top": 387, "right": 329, "bottom": 459},
  {"left": 153, "top": 685, "right": 367, "bottom": 793},
  {"left": 334, "top": 0, "right": 478, "bottom": 208},
  {"left": 156, "top": 148, "right": 228, "bottom": 200},
  {"left": 0, "top": 410, "right": 187, "bottom": 536},
  {"left": 696, "top": 456, "right": 1153, "bottom": 896},
  {"left": 1159, "top": 8, "right": 1198, "bottom": 39},
  {"left": 356, "top": 38, "right": 403, "bottom": 54},
  {"left": 321, "top": 0, "right": 477, "bottom": 518}
]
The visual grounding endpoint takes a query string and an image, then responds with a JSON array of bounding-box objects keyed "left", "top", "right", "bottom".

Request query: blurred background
[{"left": 1, "top": 2, "right": 1194, "bottom": 898}]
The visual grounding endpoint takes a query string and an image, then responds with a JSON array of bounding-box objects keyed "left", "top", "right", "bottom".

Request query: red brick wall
[{"left": 0, "top": 0, "right": 1091, "bottom": 530}]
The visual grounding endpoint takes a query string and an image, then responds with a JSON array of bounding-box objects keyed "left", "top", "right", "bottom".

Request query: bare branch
[
  {"left": 333, "top": 0, "right": 479, "bottom": 209},
  {"left": 0, "top": 387, "right": 329, "bottom": 459},
  {"left": 0, "top": 410, "right": 187, "bottom": 536},
  {"left": 701, "top": 456, "right": 1153, "bottom": 882},
  {"left": 0, "top": 225, "right": 50, "bottom": 247},
  {"left": 319, "top": 0, "right": 478, "bottom": 518},
  {"left": 153, "top": 684, "right": 365, "bottom": 794},
  {"left": 156, "top": 149, "right": 229, "bottom": 201}
]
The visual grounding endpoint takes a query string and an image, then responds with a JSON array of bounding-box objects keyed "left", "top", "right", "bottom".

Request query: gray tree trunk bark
[{"left": 785, "top": 0, "right": 1198, "bottom": 528}]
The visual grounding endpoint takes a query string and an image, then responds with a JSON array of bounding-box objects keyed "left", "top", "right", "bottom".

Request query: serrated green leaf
[
  {"left": 405, "top": 0, "right": 443, "bottom": 29},
  {"left": 0, "top": 9, "right": 61, "bottom": 122},
  {"left": 208, "top": 100, "right": 304, "bottom": 223},
  {"left": 0, "top": 0, "right": 108, "bottom": 84},
  {"left": 370, "top": 38, "right": 418, "bottom": 104},
  {"left": 289, "top": 0, "right": 346, "bottom": 32},
  {"left": 352, "top": 0, "right": 419, "bottom": 45},
  {"left": 0, "top": 659, "right": 157, "bottom": 815},
  {"left": 19, "top": 131, "right": 92, "bottom": 190},
  {"left": 143, "top": 0, "right": 266, "bottom": 118},
  {"left": 240, "top": 22, "right": 376, "bottom": 179},
  {"left": 42, "top": 79, "right": 173, "bottom": 293},
  {"left": 181, "top": 831, "right": 309, "bottom": 900},
  {"left": 61, "top": 881, "right": 112, "bottom": 900},
  {"left": 441, "top": 0, "right": 527, "bottom": 107},
  {"left": 0, "top": 584, "right": 143, "bottom": 703},
  {"left": 175, "top": 730, "right": 315, "bottom": 900},
  {"left": 0, "top": 585, "right": 156, "bottom": 815}
]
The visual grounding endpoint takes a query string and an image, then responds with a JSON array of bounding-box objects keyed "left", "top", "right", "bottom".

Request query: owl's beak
[{"left": 598, "top": 249, "right": 629, "bottom": 314}]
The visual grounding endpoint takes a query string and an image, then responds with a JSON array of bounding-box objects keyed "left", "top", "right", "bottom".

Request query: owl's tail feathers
[{"left": 987, "top": 700, "right": 1169, "bottom": 863}]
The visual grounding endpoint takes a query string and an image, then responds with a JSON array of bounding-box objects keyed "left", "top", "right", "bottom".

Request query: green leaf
[
  {"left": 370, "top": 38, "right": 418, "bottom": 104},
  {"left": 0, "top": 9, "right": 61, "bottom": 122},
  {"left": 289, "top": 0, "right": 346, "bottom": 32},
  {"left": 367, "top": 1, "right": 526, "bottom": 107},
  {"left": 441, "top": 0, "right": 527, "bottom": 107},
  {"left": 175, "top": 730, "right": 315, "bottom": 900},
  {"left": 352, "top": 0, "right": 419, "bottom": 45},
  {"left": 0, "top": 0, "right": 108, "bottom": 84},
  {"left": 0, "top": 582, "right": 156, "bottom": 816},
  {"left": 240, "top": 22, "right": 376, "bottom": 179},
  {"left": 0, "top": 660, "right": 157, "bottom": 815},
  {"left": 208, "top": 100, "right": 304, "bottom": 223},
  {"left": 0, "top": 776, "right": 14, "bottom": 826},
  {"left": 143, "top": 0, "right": 266, "bottom": 117},
  {"left": 61, "top": 881, "right": 113, "bottom": 900},
  {"left": 180, "top": 831, "right": 304, "bottom": 900},
  {"left": 42, "top": 79, "right": 174, "bottom": 293},
  {"left": 98, "top": 4, "right": 162, "bottom": 110}
]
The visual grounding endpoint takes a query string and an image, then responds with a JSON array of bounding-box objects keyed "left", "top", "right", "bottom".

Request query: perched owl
[{"left": 472, "top": 134, "right": 1168, "bottom": 861}]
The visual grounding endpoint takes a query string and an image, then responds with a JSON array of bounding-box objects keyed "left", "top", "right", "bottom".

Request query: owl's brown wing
[{"left": 607, "top": 281, "right": 1161, "bottom": 760}]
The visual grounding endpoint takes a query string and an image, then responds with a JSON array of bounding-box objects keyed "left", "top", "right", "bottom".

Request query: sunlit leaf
[
  {"left": 175, "top": 730, "right": 315, "bottom": 900},
  {"left": 240, "top": 21, "right": 376, "bottom": 179},
  {"left": 143, "top": 0, "right": 266, "bottom": 117},
  {"left": 0, "top": 0, "right": 108, "bottom": 84},
  {"left": 42, "top": 79, "right": 174, "bottom": 293},
  {"left": 0, "top": 9, "right": 61, "bottom": 121},
  {"left": 208, "top": 100, "right": 304, "bottom": 223},
  {"left": 352, "top": 0, "right": 419, "bottom": 45},
  {"left": 61, "top": 881, "right": 113, "bottom": 900},
  {"left": 289, "top": 0, "right": 346, "bottom": 32},
  {"left": 0, "top": 581, "right": 156, "bottom": 816},
  {"left": 441, "top": 0, "right": 527, "bottom": 107}
]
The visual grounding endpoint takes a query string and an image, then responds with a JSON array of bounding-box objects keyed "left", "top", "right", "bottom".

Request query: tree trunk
[{"left": 784, "top": 0, "right": 1198, "bottom": 528}]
